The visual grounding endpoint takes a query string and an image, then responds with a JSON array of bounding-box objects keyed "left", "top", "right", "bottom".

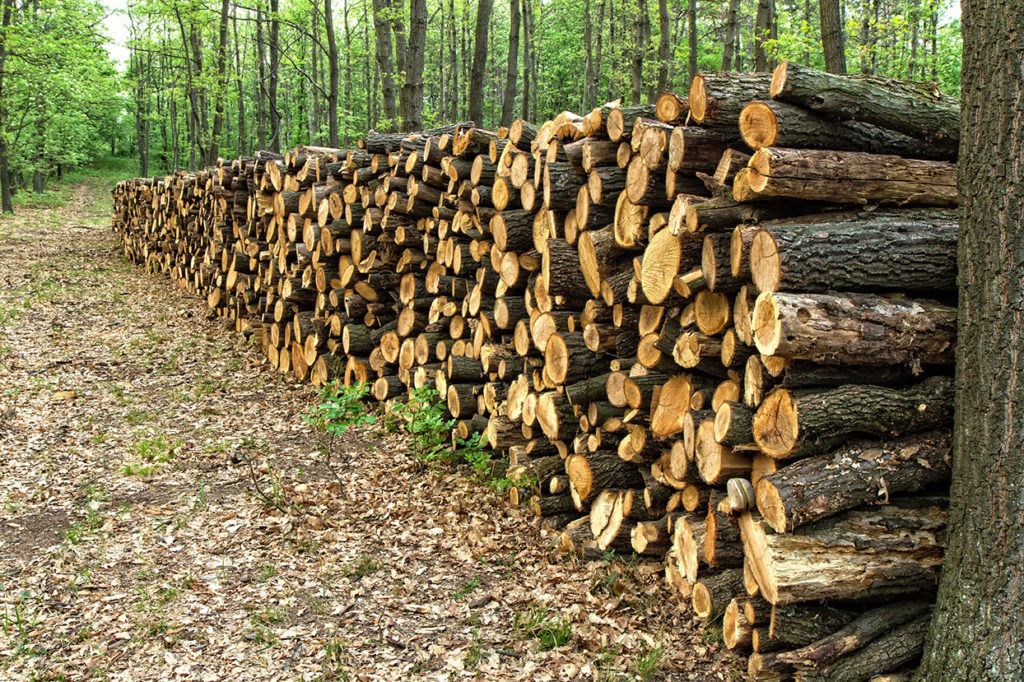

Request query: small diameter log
[
  {"left": 723, "top": 598, "right": 754, "bottom": 650},
  {"left": 738, "top": 100, "right": 956, "bottom": 159},
  {"left": 578, "top": 225, "right": 626, "bottom": 298},
  {"left": 751, "top": 291, "right": 956, "bottom": 367},
  {"left": 688, "top": 72, "right": 772, "bottom": 127},
  {"left": 770, "top": 60, "right": 960, "bottom": 144},
  {"left": 752, "top": 377, "right": 953, "bottom": 460},
  {"left": 542, "top": 238, "right": 591, "bottom": 300},
  {"left": 714, "top": 402, "right": 755, "bottom": 448},
  {"left": 802, "top": 615, "right": 931, "bottom": 682},
  {"left": 745, "top": 147, "right": 957, "bottom": 207},
  {"left": 667, "top": 126, "right": 732, "bottom": 174},
  {"left": 738, "top": 503, "right": 946, "bottom": 605},
  {"left": 748, "top": 209, "right": 958, "bottom": 294},
  {"left": 566, "top": 451, "right": 645, "bottom": 507},
  {"left": 757, "top": 430, "right": 951, "bottom": 532},
  {"left": 655, "top": 92, "right": 689, "bottom": 124},
  {"left": 640, "top": 228, "right": 703, "bottom": 304},
  {"left": 625, "top": 157, "right": 670, "bottom": 207},
  {"left": 545, "top": 332, "right": 601, "bottom": 385},
  {"left": 772, "top": 601, "right": 932, "bottom": 673},
  {"left": 683, "top": 194, "right": 836, "bottom": 234},
  {"left": 692, "top": 568, "right": 744, "bottom": 619},
  {"left": 631, "top": 514, "right": 671, "bottom": 555}
]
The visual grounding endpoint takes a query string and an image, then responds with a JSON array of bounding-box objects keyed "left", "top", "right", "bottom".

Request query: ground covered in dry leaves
[{"left": 0, "top": 170, "right": 739, "bottom": 681}]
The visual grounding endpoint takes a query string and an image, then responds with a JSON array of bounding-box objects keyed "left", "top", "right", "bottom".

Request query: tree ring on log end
[
  {"left": 752, "top": 389, "right": 799, "bottom": 457},
  {"left": 739, "top": 102, "right": 779, "bottom": 150},
  {"left": 751, "top": 291, "right": 782, "bottom": 355},
  {"left": 688, "top": 75, "right": 708, "bottom": 122},
  {"left": 641, "top": 229, "right": 682, "bottom": 304},
  {"left": 749, "top": 230, "right": 782, "bottom": 293}
]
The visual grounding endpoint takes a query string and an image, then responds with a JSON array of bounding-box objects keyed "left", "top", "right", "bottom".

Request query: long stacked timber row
[{"left": 112, "top": 62, "right": 960, "bottom": 681}]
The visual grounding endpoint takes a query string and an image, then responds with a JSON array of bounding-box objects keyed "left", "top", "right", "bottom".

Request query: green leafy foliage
[
  {"left": 304, "top": 380, "right": 376, "bottom": 435},
  {"left": 389, "top": 386, "right": 457, "bottom": 463}
]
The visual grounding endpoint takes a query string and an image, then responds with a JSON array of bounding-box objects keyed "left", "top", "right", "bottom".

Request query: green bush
[{"left": 303, "top": 380, "right": 375, "bottom": 435}]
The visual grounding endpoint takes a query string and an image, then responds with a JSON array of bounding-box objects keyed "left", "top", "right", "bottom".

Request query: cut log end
[
  {"left": 751, "top": 389, "right": 799, "bottom": 458},
  {"left": 769, "top": 61, "right": 789, "bottom": 99},
  {"left": 689, "top": 75, "right": 708, "bottom": 123},
  {"left": 749, "top": 230, "right": 782, "bottom": 293},
  {"left": 739, "top": 101, "right": 779, "bottom": 150},
  {"left": 751, "top": 291, "right": 782, "bottom": 356}
]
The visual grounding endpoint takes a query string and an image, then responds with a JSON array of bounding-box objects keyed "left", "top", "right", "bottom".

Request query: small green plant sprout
[
  {"left": 452, "top": 577, "right": 481, "bottom": 599},
  {"left": 512, "top": 604, "right": 573, "bottom": 650},
  {"left": 389, "top": 386, "right": 456, "bottom": 463},
  {"left": 304, "top": 380, "right": 374, "bottom": 435},
  {"left": 632, "top": 639, "right": 668, "bottom": 680}
]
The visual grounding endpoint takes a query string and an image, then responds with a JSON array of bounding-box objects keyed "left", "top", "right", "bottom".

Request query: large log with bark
[
  {"left": 739, "top": 501, "right": 946, "bottom": 605},
  {"left": 770, "top": 61, "right": 960, "bottom": 144},
  {"left": 751, "top": 377, "right": 953, "bottom": 459},
  {"left": 751, "top": 291, "right": 957, "bottom": 367},
  {"left": 747, "top": 209, "right": 958, "bottom": 294},
  {"left": 741, "top": 147, "right": 958, "bottom": 207},
  {"left": 756, "top": 431, "right": 952, "bottom": 531}
]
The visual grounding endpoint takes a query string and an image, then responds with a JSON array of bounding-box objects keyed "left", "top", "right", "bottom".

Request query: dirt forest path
[{"left": 0, "top": 174, "right": 736, "bottom": 681}]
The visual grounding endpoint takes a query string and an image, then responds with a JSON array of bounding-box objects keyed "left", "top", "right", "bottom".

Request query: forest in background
[{"left": 0, "top": 0, "right": 962, "bottom": 211}]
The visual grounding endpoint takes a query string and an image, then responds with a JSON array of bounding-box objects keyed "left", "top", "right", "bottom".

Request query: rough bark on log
[{"left": 751, "top": 291, "right": 956, "bottom": 367}]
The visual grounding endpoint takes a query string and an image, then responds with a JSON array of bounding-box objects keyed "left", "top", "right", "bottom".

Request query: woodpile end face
[{"left": 112, "top": 61, "right": 960, "bottom": 681}]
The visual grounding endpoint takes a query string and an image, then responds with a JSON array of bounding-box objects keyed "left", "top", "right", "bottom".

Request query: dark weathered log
[
  {"left": 748, "top": 209, "right": 958, "bottom": 294},
  {"left": 770, "top": 61, "right": 960, "bottom": 144},
  {"left": 801, "top": 615, "right": 931, "bottom": 682},
  {"left": 739, "top": 100, "right": 957, "bottom": 159},
  {"left": 743, "top": 147, "right": 958, "bottom": 207},
  {"left": 751, "top": 291, "right": 957, "bottom": 367},
  {"left": 739, "top": 502, "right": 946, "bottom": 605},
  {"left": 757, "top": 431, "right": 951, "bottom": 532},
  {"left": 752, "top": 377, "right": 953, "bottom": 459},
  {"left": 769, "top": 601, "right": 932, "bottom": 677}
]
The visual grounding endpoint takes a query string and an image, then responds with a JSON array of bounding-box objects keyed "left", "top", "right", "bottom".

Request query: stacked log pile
[{"left": 112, "top": 62, "right": 960, "bottom": 681}]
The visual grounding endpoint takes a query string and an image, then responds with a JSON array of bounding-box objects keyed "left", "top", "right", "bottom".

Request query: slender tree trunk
[
  {"left": 501, "top": 0, "right": 520, "bottom": 125},
  {"left": 583, "top": 0, "right": 593, "bottom": 109},
  {"left": 859, "top": 0, "right": 871, "bottom": 73},
  {"left": 820, "top": 0, "right": 847, "bottom": 73},
  {"left": 0, "top": 0, "right": 14, "bottom": 213},
  {"left": 686, "top": 0, "right": 696, "bottom": 83},
  {"left": 209, "top": 0, "right": 231, "bottom": 164},
  {"left": 520, "top": 0, "right": 530, "bottom": 119},
  {"left": 371, "top": 0, "right": 398, "bottom": 129},
  {"left": 754, "top": 0, "right": 773, "bottom": 71},
  {"left": 404, "top": 0, "right": 428, "bottom": 131},
  {"left": 722, "top": 0, "right": 739, "bottom": 70},
  {"left": 657, "top": 0, "right": 670, "bottom": 92},
  {"left": 929, "top": 1, "right": 938, "bottom": 80},
  {"left": 918, "top": 0, "right": 1024, "bottom": 677},
  {"left": 361, "top": 0, "right": 372, "bottom": 131},
  {"left": 392, "top": 0, "right": 409, "bottom": 126},
  {"left": 907, "top": 8, "right": 918, "bottom": 79},
  {"left": 591, "top": 0, "right": 605, "bottom": 104},
  {"left": 630, "top": 0, "right": 647, "bottom": 104},
  {"left": 449, "top": 0, "right": 458, "bottom": 120},
  {"left": 255, "top": 4, "right": 267, "bottom": 151},
  {"left": 468, "top": 0, "right": 493, "bottom": 124},
  {"left": 232, "top": 7, "right": 246, "bottom": 156},
  {"left": 268, "top": 0, "right": 281, "bottom": 151},
  {"left": 340, "top": 0, "right": 351, "bottom": 145}
]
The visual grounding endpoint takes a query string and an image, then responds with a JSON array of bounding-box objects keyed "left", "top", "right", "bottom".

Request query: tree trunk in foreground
[{"left": 918, "top": 0, "right": 1024, "bottom": 678}]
